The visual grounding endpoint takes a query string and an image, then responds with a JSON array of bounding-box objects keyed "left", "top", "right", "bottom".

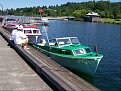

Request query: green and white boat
[{"left": 33, "top": 37, "right": 103, "bottom": 76}]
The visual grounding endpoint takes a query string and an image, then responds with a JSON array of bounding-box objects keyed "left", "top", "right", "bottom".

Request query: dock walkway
[{"left": 0, "top": 34, "right": 52, "bottom": 90}]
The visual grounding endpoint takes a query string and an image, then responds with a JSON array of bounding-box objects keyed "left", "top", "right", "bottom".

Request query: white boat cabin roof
[
  {"left": 49, "top": 37, "right": 80, "bottom": 46},
  {"left": 22, "top": 28, "right": 41, "bottom": 36}
]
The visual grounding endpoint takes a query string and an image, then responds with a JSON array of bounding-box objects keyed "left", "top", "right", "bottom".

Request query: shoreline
[
  {"left": 101, "top": 18, "right": 121, "bottom": 25},
  {"left": 74, "top": 17, "right": 121, "bottom": 25}
]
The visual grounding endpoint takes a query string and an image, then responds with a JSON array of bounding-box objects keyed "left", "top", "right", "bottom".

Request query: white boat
[
  {"left": 30, "top": 17, "right": 49, "bottom": 26},
  {"left": 21, "top": 25, "right": 41, "bottom": 44}
]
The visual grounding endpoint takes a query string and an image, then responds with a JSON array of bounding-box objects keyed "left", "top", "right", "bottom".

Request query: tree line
[{"left": 1, "top": 1, "right": 121, "bottom": 19}]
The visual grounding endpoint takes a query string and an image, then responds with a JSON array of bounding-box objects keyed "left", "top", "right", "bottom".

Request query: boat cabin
[
  {"left": 22, "top": 23, "right": 37, "bottom": 29},
  {"left": 35, "top": 37, "right": 95, "bottom": 56},
  {"left": 49, "top": 37, "right": 92, "bottom": 56},
  {"left": 22, "top": 27, "right": 41, "bottom": 44},
  {"left": 23, "top": 28, "right": 41, "bottom": 36}
]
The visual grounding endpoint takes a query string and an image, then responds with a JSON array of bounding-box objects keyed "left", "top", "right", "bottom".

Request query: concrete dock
[
  {"left": 0, "top": 33, "right": 52, "bottom": 90},
  {"left": 0, "top": 27, "right": 100, "bottom": 91}
]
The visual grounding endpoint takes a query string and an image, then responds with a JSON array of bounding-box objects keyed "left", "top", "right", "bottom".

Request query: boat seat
[
  {"left": 49, "top": 42, "right": 55, "bottom": 46},
  {"left": 58, "top": 41, "right": 64, "bottom": 45},
  {"left": 37, "top": 43, "right": 45, "bottom": 46},
  {"left": 40, "top": 39, "right": 46, "bottom": 43}
]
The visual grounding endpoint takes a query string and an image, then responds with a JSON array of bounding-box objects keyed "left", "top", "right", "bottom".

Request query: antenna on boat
[
  {"left": 94, "top": 45, "right": 98, "bottom": 56},
  {"left": 42, "top": 26, "right": 50, "bottom": 46}
]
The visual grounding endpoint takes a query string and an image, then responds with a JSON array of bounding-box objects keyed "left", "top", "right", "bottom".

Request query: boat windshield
[
  {"left": 85, "top": 48, "right": 92, "bottom": 53},
  {"left": 49, "top": 37, "right": 80, "bottom": 46},
  {"left": 70, "top": 37, "right": 80, "bottom": 44},
  {"left": 24, "top": 30, "right": 32, "bottom": 33},
  {"left": 73, "top": 48, "right": 91, "bottom": 55},
  {"left": 57, "top": 39, "right": 71, "bottom": 45},
  {"left": 73, "top": 49, "right": 85, "bottom": 55},
  {"left": 33, "top": 30, "right": 39, "bottom": 33}
]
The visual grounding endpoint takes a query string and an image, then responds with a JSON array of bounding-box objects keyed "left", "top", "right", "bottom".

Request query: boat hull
[
  {"left": 50, "top": 53, "right": 101, "bottom": 76},
  {"left": 35, "top": 46, "right": 101, "bottom": 76}
]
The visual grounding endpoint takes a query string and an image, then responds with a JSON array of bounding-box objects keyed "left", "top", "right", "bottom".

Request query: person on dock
[
  {"left": 0, "top": 16, "right": 3, "bottom": 24},
  {"left": 13, "top": 25, "right": 29, "bottom": 49},
  {"left": 10, "top": 25, "right": 19, "bottom": 41}
]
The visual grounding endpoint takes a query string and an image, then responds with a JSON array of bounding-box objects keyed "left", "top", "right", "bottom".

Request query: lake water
[{"left": 38, "top": 20, "right": 121, "bottom": 91}]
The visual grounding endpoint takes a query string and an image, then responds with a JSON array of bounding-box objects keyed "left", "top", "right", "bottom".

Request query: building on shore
[{"left": 83, "top": 12, "right": 102, "bottom": 22}]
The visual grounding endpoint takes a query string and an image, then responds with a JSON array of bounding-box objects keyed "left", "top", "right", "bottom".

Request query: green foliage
[
  {"left": 3, "top": 1, "right": 121, "bottom": 19},
  {"left": 72, "top": 9, "right": 91, "bottom": 18},
  {"left": 115, "top": 14, "right": 121, "bottom": 19}
]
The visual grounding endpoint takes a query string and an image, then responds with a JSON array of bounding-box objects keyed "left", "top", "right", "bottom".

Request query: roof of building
[{"left": 86, "top": 12, "right": 100, "bottom": 16}]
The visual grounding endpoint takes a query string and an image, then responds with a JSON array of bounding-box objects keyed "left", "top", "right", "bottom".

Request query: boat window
[
  {"left": 49, "top": 39, "right": 56, "bottom": 44},
  {"left": 59, "top": 50, "right": 72, "bottom": 55},
  {"left": 57, "top": 39, "right": 71, "bottom": 45},
  {"left": 33, "top": 30, "right": 39, "bottom": 33},
  {"left": 73, "top": 49, "right": 85, "bottom": 55},
  {"left": 24, "top": 30, "right": 32, "bottom": 33},
  {"left": 70, "top": 38, "right": 80, "bottom": 44},
  {"left": 58, "top": 41, "right": 64, "bottom": 45},
  {"left": 85, "top": 48, "right": 91, "bottom": 53}
]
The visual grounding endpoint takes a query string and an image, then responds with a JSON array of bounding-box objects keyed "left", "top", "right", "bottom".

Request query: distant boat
[
  {"left": 33, "top": 37, "right": 103, "bottom": 76},
  {"left": 22, "top": 23, "right": 37, "bottom": 29},
  {"left": 30, "top": 17, "right": 49, "bottom": 26},
  {"left": 2, "top": 18, "right": 18, "bottom": 30}
]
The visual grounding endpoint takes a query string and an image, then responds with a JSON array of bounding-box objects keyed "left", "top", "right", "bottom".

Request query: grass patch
[{"left": 101, "top": 18, "right": 121, "bottom": 24}]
